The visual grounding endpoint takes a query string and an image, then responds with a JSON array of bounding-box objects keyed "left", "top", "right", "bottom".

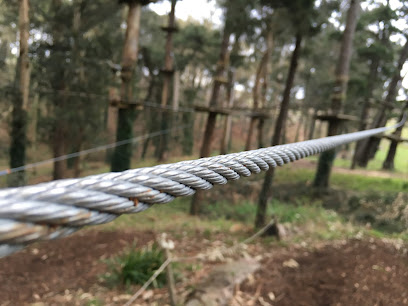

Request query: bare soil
[
  {"left": 241, "top": 239, "right": 408, "bottom": 306},
  {"left": 0, "top": 229, "right": 407, "bottom": 305},
  {"left": 0, "top": 230, "right": 155, "bottom": 304}
]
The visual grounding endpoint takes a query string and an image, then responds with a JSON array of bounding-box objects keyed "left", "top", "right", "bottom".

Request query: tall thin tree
[
  {"left": 8, "top": 0, "right": 30, "bottom": 187},
  {"left": 111, "top": 0, "right": 144, "bottom": 172},
  {"left": 157, "top": 0, "right": 177, "bottom": 162},
  {"left": 354, "top": 38, "right": 408, "bottom": 168},
  {"left": 189, "top": 3, "right": 233, "bottom": 215},
  {"left": 313, "top": 0, "right": 360, "bottom": 188},
  {"left": 255, "top": 33, "right": 302, "bottom": 228}
]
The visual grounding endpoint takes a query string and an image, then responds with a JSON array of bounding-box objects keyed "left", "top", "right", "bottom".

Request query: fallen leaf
[
  {"left": 258, "top": 296, "right": 272, "bottom": 306},
  {"left": 142, "top": 290, "right": 154, "bottom": 300},
  {"left": 283, "top": 258, "right": 299, "bottom": 268}
]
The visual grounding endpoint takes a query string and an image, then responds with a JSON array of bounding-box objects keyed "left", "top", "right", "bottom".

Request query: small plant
[{"left": 102, "top": 242, "right": 167, "bottom": 288}]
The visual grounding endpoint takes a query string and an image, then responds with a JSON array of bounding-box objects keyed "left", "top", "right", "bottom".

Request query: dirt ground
[
  {"left": 241, "top": 239, "right": 408, "bottom": 306},
  {"left": 0, "top": 229, "right": 407, "bottom": 306},
  {"left": 0, "top": 230, "right": 156, "bottom": 305}
]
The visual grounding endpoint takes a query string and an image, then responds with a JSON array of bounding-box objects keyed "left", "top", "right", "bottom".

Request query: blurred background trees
[{"left": 0, "top": 0, "right": 407, "bottom": 226}]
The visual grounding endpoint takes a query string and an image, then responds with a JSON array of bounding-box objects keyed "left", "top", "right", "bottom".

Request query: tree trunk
[
  {"left": 220, "top": 70, "right": 235, "bottom": 155},
  {"left": 313, "top": 0, "right": 360, "bottom": 189},
  {"left": 245, "top": 119, "right": 256, "bottom": 151},
  {"left": 190, "top": 12, "right": 231, "bottom": 215},
  {"left": 161, "top": 0, "right": 176, "bottom": 108},
  {"left": 355, "top": 38, "right": 408, "bottom": 168},
  {"left": 181, "top": 88, "right": 196, "bottom": 156},
  {"left": 382, "top": 102, "right": 407, "bottom": 170},
  {"left": 255, "top": 34, "right": 302, "bottom": 228},
  {"left": 351, "top": 58, "right": 379, "bottom": 169},
  {"left": 53, "top": 113, "right": 67, "bottom": 180},
  {"left": 257, "top": 118, "right": 265, "bottom": 148},
  {"left": 157, "top": 0, "right": 177, "bottom": 162},
  {"left": 308, "top": 108, "right": 318, "bottom": 140},
  {"left": 294, "top": 113, "right": 303, "bottom": 142},
  {"left": 245, "top": 30, "right": 272, "bottom": 151},
  {"left": 69, "top": 2, "right": 83, "bottom": 176},
  {"left": 8, "top": 0, "right": 30, "bottom": 187},
  {"left": 111, "top": 2, "right": 142, "bottom": 172}
]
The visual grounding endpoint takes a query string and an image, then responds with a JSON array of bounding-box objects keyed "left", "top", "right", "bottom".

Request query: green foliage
[
  {"left": 201, "top": 200, "right": 258, "bottom": 222},
  {"left": 102, "top": 242, "right": 166, "bottom": 288}
]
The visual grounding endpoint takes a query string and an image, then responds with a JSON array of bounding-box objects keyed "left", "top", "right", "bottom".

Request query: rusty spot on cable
[{"left": 129, "top": 197, "right": 139, "bottom": 206}]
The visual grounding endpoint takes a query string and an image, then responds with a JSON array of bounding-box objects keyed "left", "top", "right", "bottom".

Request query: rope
[
  {"left": 0, "top": 115, "right": 405, "bottom": 257},
  {"left": 0, "top": 125, "right": 189, "bottom": 176}
]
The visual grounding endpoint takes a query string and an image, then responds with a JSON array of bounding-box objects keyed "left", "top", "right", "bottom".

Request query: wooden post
[
  {"left": 220, "top": 70, "right": 235, "bottom": 155},
  {"left": 159, "top": 234, "right": 177, "bottom": 306},
  {"left": 157, "top": 0, "right": 177, "bottom": 162},
  {"left": 164, "top": 248, "right": 177, "bottom": 306},
  {"left": 172, "top": 70, "right": 180, "bottom": 111}
]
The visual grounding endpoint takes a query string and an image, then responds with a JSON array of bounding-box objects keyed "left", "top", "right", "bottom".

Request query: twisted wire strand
[{"left": 0, "top": 116, "right": 405, "bottom": 257}]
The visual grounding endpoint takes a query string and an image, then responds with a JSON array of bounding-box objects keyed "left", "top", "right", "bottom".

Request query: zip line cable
[
  {"left": 0, "top": 125, "right": 189, "bottom": 176},
  {"left": 0, "top": 82, "right": 195, "bottom": 114},
  {"left": 0, "top": 115, "right": 405, "bottom": 257},
  {"left": 0, "top": 82, "right": 278, "bottom": 115}
]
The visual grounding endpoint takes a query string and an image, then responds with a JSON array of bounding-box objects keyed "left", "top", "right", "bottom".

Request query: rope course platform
[
  {"left": 0, "top": 115, "right": 405, "bottom": 257},
  {"left": 194, "top": 105, "right": 274, "bottom": 118},
  {"left": 315, "top": 113, "right": 359, "bottom": 122},
  {"left": 374, "top": 134, "right": 408, "bottom": 143}
]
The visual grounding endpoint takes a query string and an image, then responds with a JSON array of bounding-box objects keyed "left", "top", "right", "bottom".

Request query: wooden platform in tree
[
  {"left": 247, "top": 111, "right": 273, "bottom": 119},
  {"left": 194, "top": 105, "right": 232, "bottom": 115},
  {"left": 194, "top": 105, "right": 274, "bottom": 118},
  {"left": 109, "top": 99, "right": 143, "bottom": 109},
  {"left": 160, "top": 26, "right": 178, "bottom": 32},
  {"left": 315, "top": 113, "right": 359, "bottom": 122},
  {"left": 374, "top": 134, "right": 408, "bottom": 143},
  {"left": 213, "top": 77, "right": 230, "bottom": 84},
  {"left": 160, "top": 68, "right": 175, "bottom": 75}
]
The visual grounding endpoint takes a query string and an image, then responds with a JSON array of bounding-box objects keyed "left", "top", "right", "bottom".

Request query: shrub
[{"left": 102, "top": 242, "right": 166, "bottom": 288}]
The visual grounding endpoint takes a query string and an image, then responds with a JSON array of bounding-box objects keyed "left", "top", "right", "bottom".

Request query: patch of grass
[
  {"left": 273, "top": 165, "right": 406, "bottom": 192},
  {"left": 269, "top": 199, "right": 339, "bottom": 224},
  {"left": 102, "top": 197, "right": 240, "bottom": 234},
  {"left": 368, "top": 142, "right": 408, "bottom": 173},
  {"left": 102, "top": 242, "right": 166, "bottom": 288},
  {"left": 85, "top": 299, "right": 104, "bottom": 306},
  {"left": 330, "top": 173, "right": 407, "bottom": 192},
  {"left": 201, "top": 200, "right": 258, "bottom": 222}
]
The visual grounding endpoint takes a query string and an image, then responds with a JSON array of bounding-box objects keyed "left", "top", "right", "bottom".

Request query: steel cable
[{"left": 0, "top": 115, "right": 405, "bottom": 257}]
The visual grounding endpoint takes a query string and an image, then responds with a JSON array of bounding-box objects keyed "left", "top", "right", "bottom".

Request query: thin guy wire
[
  {"left": 0, "top": 125, "right": 189, "bottom": 176},
  {"left": 0, "top": 115, "right": 405, "bottom": 257}
]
